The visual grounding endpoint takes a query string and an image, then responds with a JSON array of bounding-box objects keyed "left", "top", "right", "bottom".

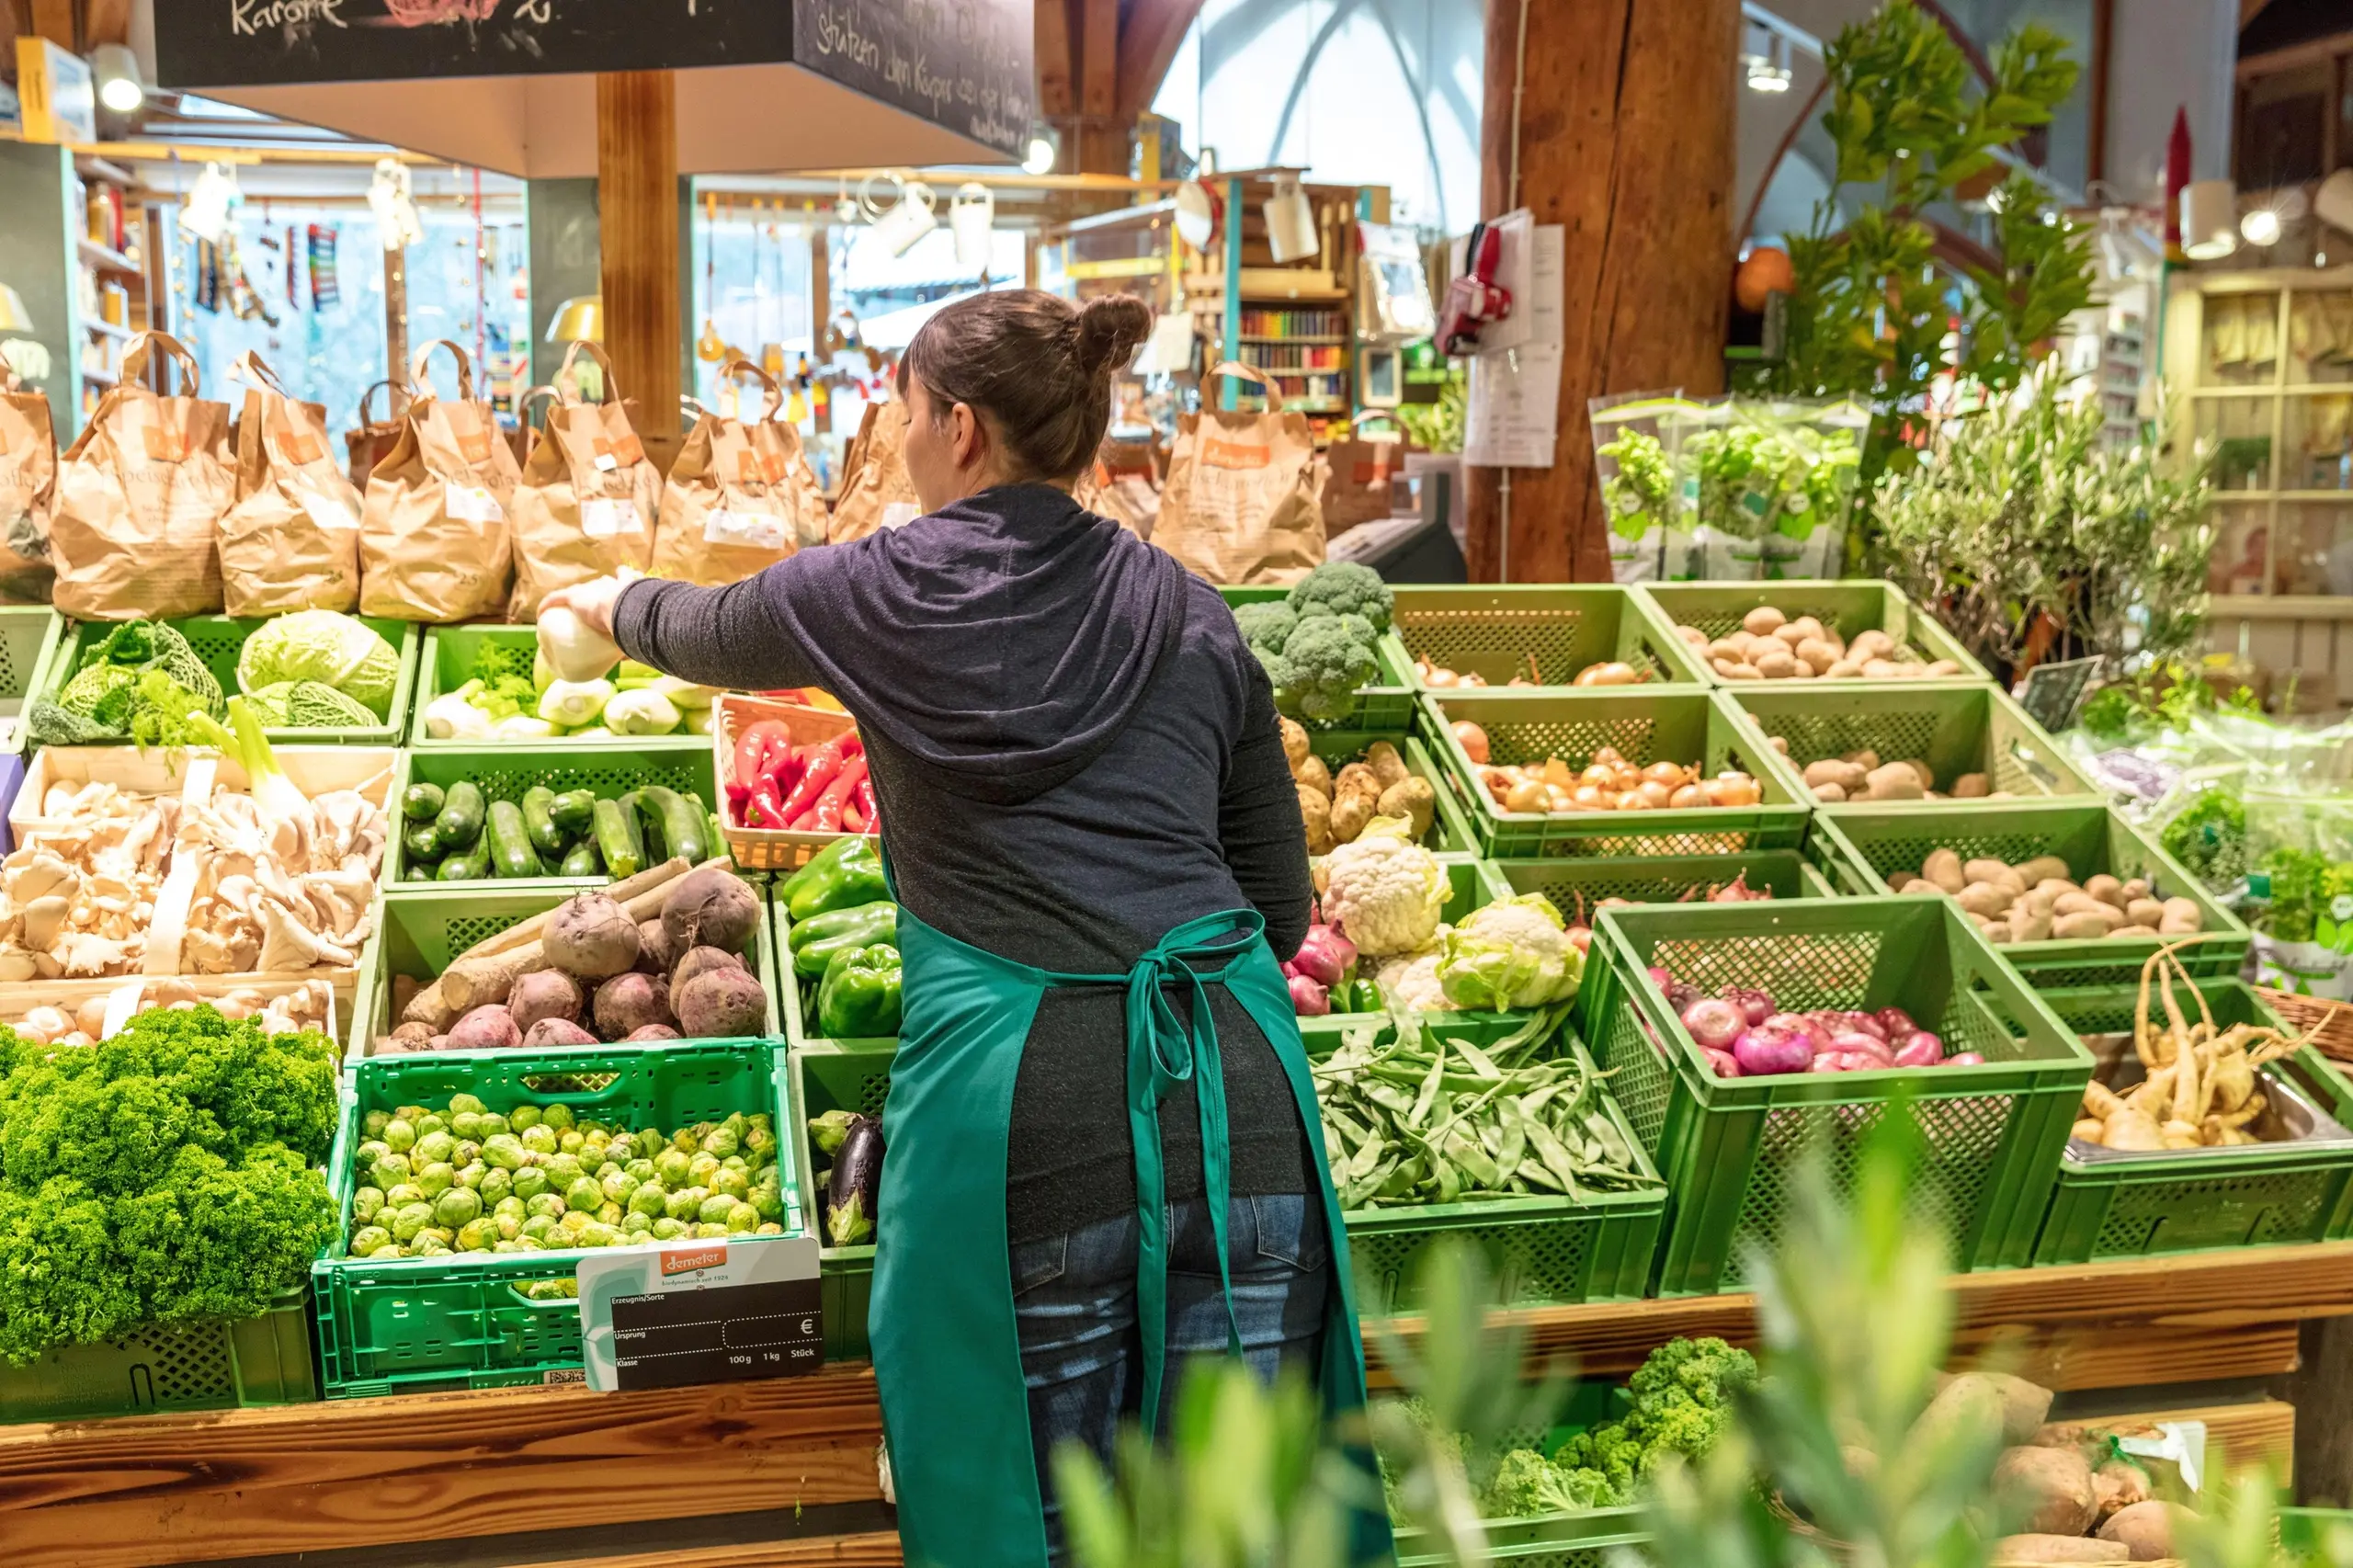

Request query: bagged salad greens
[{"left": 1587, "top": 392, "right": 1692, "bottom": 583}]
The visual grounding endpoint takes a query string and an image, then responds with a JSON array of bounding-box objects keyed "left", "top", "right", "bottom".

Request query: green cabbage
[
  {"left": 1437, "top": 894, "right": 1584, "bottom": 1011},
  {"left": 244, "top": 680, "right": 379, "bottom": 729},
  {"left": 234, "top": 611, "right": 400, "bottom": 715}
]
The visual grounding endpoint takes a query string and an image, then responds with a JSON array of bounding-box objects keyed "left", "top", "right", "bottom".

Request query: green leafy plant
[
  {"left": 1395, "top": 369, "right": 1465, "bottom": 456},
  {"left": 1599, "top": 428, "right": 1675, "bottom": 541}
]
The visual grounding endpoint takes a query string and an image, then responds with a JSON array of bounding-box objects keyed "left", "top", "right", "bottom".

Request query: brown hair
[{"left": 896, "top": 290, "right": 1154, "bottom": 483}]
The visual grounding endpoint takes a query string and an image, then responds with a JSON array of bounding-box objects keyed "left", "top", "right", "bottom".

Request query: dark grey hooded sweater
[{"left": 615, "top": 483, "right": 1315, "bottom": 1241}]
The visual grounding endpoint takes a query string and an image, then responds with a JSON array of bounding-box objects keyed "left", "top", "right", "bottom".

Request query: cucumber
[
  {"left": 637, "top": 786, "right": 709, "bottom": 866},
  {"left": 559, "top": 838, "right": 604, "bottom": 878},
  {"left": 437, "top": 834, "right": 492, "bottom": 881},
  {"left": 485, "top": 800, "right": 546, "bottom": 879},
  {"left": 404, "top": 864, "right": 436, "bottom": 882},
  {"left": 592, "top": 798, "right": 643, "bottom": 879},
  {"left": 619, "top": 790, "right": 659, "bottom": 864},
  {"left": 401, "top": 782, "right": 445, "bottom": 823},
  {"left": 402, "top": 821, "right": 444, "bottom": 864},
  {"left": 520, "top": 786, "right": 567, "bottom": 858},
  {"left": 435, "top": 780, "right": 485, "bottom": 853},
  {"left": 549, "top": 789, "right": 597, "bottom": 834}
]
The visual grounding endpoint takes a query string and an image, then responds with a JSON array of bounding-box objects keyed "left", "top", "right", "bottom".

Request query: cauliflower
[
  {"left": 1437, "top": 893, "right": 1585, "bottom": 1010},
  {"left": 1373, "top": 940, "right": 1451, "bottom": 1012},
  {"left": 1324, "top": 816, "right": 1449, "bottom": 956}
]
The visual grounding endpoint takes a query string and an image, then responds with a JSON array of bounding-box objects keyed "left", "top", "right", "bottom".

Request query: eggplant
[{"left": 825, "top": 1114, "right": 883, "bottom": 1247}]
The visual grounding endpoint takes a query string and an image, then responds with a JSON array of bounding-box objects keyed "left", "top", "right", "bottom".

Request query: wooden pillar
[
  {"left": 1464, "top": 0, "right": 1740, "bottom": 583},
  {"left": 596, "top": 70, "right": 682, "bottom": 469},
  {"left": 1076, "top": 0, "right": 1124, "bottom": 176},
  {"left": 28, "top": 0, "right": 74, "bottom": 49}
]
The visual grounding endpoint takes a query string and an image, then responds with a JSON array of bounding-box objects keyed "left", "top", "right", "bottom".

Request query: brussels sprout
[
  {"left": 415, "top": 1235, "right": 452, "bottom": 1258},
  {"left": 563, "top": 1175, "right": 605, "bottom": 1212},
  {"left": 415, "top": 1113, "right": 449, "bottom": 1139},
  {"left": 513, "top": 1166, "right": 550, "bottom": 1200},
  {"left": 756, "top": 1221, "right": 784, "bottom": 1236},
  {"left": 417, "top": 1161, "right": 457, "bottom": 1197},
  {"left": 348, "top": 1224, "right": 392, "bottom": 1256},
  {"left": 672, "top": 1126, "right": 702, "bottom": 1154},
  {"left": 493, "top": 1240, "right": 523, "bottom": 1254},
  {"left": 745, "top": 1121, "right": 779, "bottom": 1162},
  {"left": 652, "top": 1216, "right": 689, "bottom": 1240},
  {"left": 652, "top": 1149, "right": 690, "bottom": 1187},
  {"left": 526, "top": 1192, "right": 566, "bottom": 1220},
  {"left": 521, "top": 1214, "right": 559, "bottom": 1244},
  {"left": 688, "top": 1152, "right": 722, "bottom": 1186},
  {"left": 623, "top": 1157, "right": 655, "bottom": 1184},
  {"left": 596, "top": 1200, "right": 624, "bottom": 1225},
  {"left": 626, "top": 1182, "right": 668, "bottom": 1218},
  {"left": 541, "top": 1103, "right": 575, "bottom": 1132},
  {"left": 724, "top": 1201, "right": 760, "bottom": 1233},
  {"left": 352, "top": 1186, "right": 387, "bottom": 1223},
  {"left": 750, "top": 1187, "right": 785, "bottom": 1223},
  {"left": 356, "top": 1138, "right": 392, "bottom": 1168},
  {"left": 391, "top": 1201, "right": 435, "bottom": 1243},
  {"left": 693, "top": 1221, "right": 730, "bottom": 1239},
  {"left": 543, "top": 1151, "right": 584, "bottom": 1187},
  {"left": 510, "top": 1105, "right": 543, "bottom": 1132},
  {"left": 581, "top": 1222, "right": 625, "bottom": 1248},
  {"left": 452, "top": 1164, "right": 483, "bottom": 1192},
  {"left": 665, "top": 1186, "right": 706, "bottom": 1221},
  {"left": 600, "top": 1168, "right": 638, "bottom": 1203},
  {"left": 621, "top": 1210, "right": 654, "bottom": 1236},
  {"left": 369, "top": 1153, "right": 412, "bottom": 1190},
  {"left": 492, "top": 1195, "right": 527, "bottom": 1221},
  {"left": 363, "top": 1108, "right": 392, "bottom": 1139},
  {"left": 713, "top": 1166, "right": 752, "bottom": 1201},
  {"left": 719, "top": 1154, "right": 749, "bottom": 1174},
  {"left": 383, "top": 1117, "right": 417, "bottom": 1153},
  {"left": 449, "top": 1092, "right": 488, "bottom": 1116},
  {"left": 594, "top": 1159, "right": 621, "bottom": 1183},
  {"left": 559, "top": 1208, "right": 594, "bottom": 1236},
  {"left": 436, "top": 1186, "right": 484, "bottom": 1228},
  {"left": 520, "top": 1123, "right": 559, "bottom": 1156},
  {"left": 478, "top": 1112, "right": 511, "bottom": 1139},
  {"left": 384, "top": 1182, "right": 427, "bottom": 1209},
  {"left": 450, "top": 1110, "right": 485, "bottom": 1141},
  {"left": 746, "top": 1111, "right": 773, "bottom": 1134},
  {"left": 558, "top": 1130, "right": 586, "bottom": 1154},
  {"left": 481, "top": 1133, "right": 528, "bottom": 1172},
  {"left": 577, "top": 1118, "right": 608, "bottom": 1139},
  {"left": 750, "top": 1161, "right": 779, "bottom": 1188},
  {"left": 698, "top": 1192, "right": 738, "bottom": 1224},
  {"left": 494, "top": 1213, "right": 523, "bottom": 1242},
  {"left": 452, "top": 1140, "right": 483, "bottom": 1168},
  {"left": 455, "top": 1218, "right": 496, "bottom": 1252},
  {"left": 721, "top": 1111, "right": 748, "bottom": 1141},
  {"left": 701, "top": 1126, "right": 741, "bottom": 1159},
  {"left": 480, "top": 1167, "right": 514, "bottom": 1205},
  {"left": 606, "top": 1132, "right": 638, "bottom": 1164}
]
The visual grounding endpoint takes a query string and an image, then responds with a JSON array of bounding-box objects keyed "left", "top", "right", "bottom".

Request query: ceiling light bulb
[
  {"left": 1021, "top": 124, "right": 1060, "bottom": 177},
  {"left": 2181, "top": 180, "right": 2239, "bottom": 261},
  {"left": 2241, "top": 207, "right": 2283, "bottom": 247}
]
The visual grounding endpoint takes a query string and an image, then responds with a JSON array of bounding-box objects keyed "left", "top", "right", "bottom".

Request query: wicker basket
[{"left": 711, "top": 692, "right": 862, "bottom": 871}]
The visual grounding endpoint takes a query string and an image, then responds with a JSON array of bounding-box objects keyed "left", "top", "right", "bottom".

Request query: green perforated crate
[
  {"left": 311, "top": 1040, "right": 802, "bottom": 1397},
  {"left": 1579, "top": 897, "right": 2093, "bottom": 1295},
  {"left": 1484, "top": 848, "right": 1847, "bottom": 924},
  {"left": 1220, "top": 585, "right": 1415, "bottom": 730},
  {"left": 1420, "top": 689, "right": 1808, "bottom": 858},
  {"left": 388, "top": 744, "right": 720, "bottom": 891},
  {"left": 788, "top": 1041, "right": 892, "bottom": 1360},
  {"left": 1633, "top": 580, "right": 1988, "bottom": 685},
  {"left": 40, "top": 613, "right": 419, "bottom": 744},
  {"left": 2020, "top": 980, "right": 2353, "bottom": 1264},
  {"left": 1389, "top": 584, "right": 1707, "bottom": 691},
  {"left": 0, "top": 605, "right": 62, "bottom": 754},
  {"left": 1307, "top": 730, "right": 1480, "bottom": 858},
  {"left": 0, "top": 1287, "right": 315, "bottom": 1422},
  {"left": 412, "top": 624, "right": 710, "bottom": 748},
  {"left": 1728, "top": 683, "right": 2094, "bottom": 807},
  {"left": 350, "top": 885, "right": 779, "bottom": 1060},
  {"left": 1397, "top": 1506, "right": 1649, "bottom": 1568},
  {"left": 1809, "top": 801, "right": 2251, "bottom": 987}
]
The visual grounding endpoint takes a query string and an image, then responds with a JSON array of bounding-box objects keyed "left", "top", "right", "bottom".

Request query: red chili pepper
[
  {"left": 789, "top": 805, "right": 824, "bottom": 831},
  {"left": 746, "top": 774, "right": 790, "bottom": 828},
  {"left": 836, "top": 732, "right": 864, "bottom": 761},
  {"left": 855, "top": 778, "right": 879, "bottom": 834},
  {"left": 734, "top": 720, "right": 790, "bottom": 789},
  {"left": 724, "top": 780, "right": 751, "bottom": 815},
  {"left": 762, "top": 745, "right": 805, "bottom": 803},
  {"left": 813, "top": 756, "right": 866, "bottom": 833},
  {"left": 843, "top": 798, "right": 867, "bottom": 834},
  {"left": 780, "top": 740, "right": 841, "bottom": 821}
]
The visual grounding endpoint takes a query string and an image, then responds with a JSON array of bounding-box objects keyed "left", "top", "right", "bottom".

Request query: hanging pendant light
[{"left": 2180, "top": 180, "right": 2239, "bottom": 261}]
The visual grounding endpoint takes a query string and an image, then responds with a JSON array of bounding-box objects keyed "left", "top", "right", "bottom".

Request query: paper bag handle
[
  {"left": 717, "top": 357, "right": 784, "bottom": 422},
  {"left": 410, "top": 339, "right": 476, "bottom": 403},
  {"left": 230, "top": 349, "right": 291, "bottom": 399},
  {"left": 555, "top": 338, "right": 623, "bottom": 406},
  {"left": 123, "top": 331, "right": 201, "bottom": 395},
  {"left": 1205, "top": 359, "right": 1272, "bottom": 391}
]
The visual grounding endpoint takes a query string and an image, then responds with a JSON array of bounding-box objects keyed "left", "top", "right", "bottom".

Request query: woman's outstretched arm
[
  {"left": 1221, "top": 663, "right": 1313, "bottom": 962},
  {"left": 581, "top": 571, "right": 826, "bottom": 692}
]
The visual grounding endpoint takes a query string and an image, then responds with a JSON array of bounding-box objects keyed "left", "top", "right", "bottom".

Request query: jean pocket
[
  {"left": 1010, "top": 1233, "right": 1068, "bottom": 1297},
  {"left": 1248, "top": 1193, "right": 1329, "bottom": 1274}
]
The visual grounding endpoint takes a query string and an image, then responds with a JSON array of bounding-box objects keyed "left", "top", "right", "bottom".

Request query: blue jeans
[{"left": 1013, "top": 1192, "right": 1331, "bottom": 1560}]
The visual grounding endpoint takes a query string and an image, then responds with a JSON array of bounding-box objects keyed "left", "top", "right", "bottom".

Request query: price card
[
  {"left": 2017, "top": 655, "right": 2098, "bottom": 733},
  {"left": 576, "top": 1233, "right": 823, "bottom": 1392},
  {"left": 582, "top": 497, "right": 644, "bottom": 539},
  {"left": 704, "top": 509, "right": 788, "bottom": 551},
  {"left": 449, "top": 485, "right": 505, "bottom": 525}
]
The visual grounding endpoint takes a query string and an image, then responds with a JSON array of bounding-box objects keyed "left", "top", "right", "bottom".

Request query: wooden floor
[{"left": 8, "top": 1243, "right": 2353, "bottom": 1566}]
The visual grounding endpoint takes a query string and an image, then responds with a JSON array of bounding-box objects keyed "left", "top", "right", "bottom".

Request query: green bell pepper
[
  {"left": 790, "top": 900, "right": 899, "bottom": 977},
  {"left": 817, "top": 944, "right": 904, "bottom": 1039},
  {"left": 780, "top": 836, "right": 892, "bottom": 921}
]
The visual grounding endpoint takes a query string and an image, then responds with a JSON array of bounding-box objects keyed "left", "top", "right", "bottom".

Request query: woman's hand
[{"left": 540, "top": 574, "right": 631, "bottom": 640}]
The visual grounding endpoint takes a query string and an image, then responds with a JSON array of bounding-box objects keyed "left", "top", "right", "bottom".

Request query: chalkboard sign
[{"left": 154, "top": 0, "right": 1031, "bottom": 159}]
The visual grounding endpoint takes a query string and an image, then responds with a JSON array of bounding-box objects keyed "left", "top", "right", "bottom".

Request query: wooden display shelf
[
  {"left": 84, "top": 317, "right": 130, "bottom": 341},
  {"left": 75, "top": 237, "right": 140, "bottom": 275}
]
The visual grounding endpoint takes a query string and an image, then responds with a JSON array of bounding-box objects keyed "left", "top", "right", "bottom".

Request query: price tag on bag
[
  {"left": 449, "top": 484, "right": 505, "bottom": 525},
  {"left": 704, "top": 509, "right": 788, "bottom": 551},
  {"left": 576, "top": 1233, "right": 823, "bottom": 1392},
  {"left": 582, "top": 497, "right": 644, "bottom": 539}
]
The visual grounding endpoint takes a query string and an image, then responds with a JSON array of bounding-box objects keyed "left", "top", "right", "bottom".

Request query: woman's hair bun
[{"left": 1075, "top": 295, "right": 1154, "bottom": 377}]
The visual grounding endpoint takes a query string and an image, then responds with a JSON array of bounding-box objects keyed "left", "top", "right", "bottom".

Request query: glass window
[{"left": 688, "top": 198, "right": 817, "bottom": 411}]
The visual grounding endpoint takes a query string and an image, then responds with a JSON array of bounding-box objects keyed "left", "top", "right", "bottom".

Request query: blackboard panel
[{"left": 791, "top": 0, "right": 1031, "bottom": 159}]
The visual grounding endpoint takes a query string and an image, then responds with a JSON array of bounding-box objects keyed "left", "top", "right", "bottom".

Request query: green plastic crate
[
  {"left": 312, "top": 1040, "right": 802, "bottom": 1397},
  {"left": 0, "top": 1287, "right": 315, "bottom": 1422},
  {"left": 2020, "top": 980, "right": 2353, "bottom": 1264},
  {"left": 1397, "top": 1506, "right": 1648, "bottom": 1568},
  {"left": 1728, "top": 683, "right": 2095, "bottom": 806},
  {"left": 1390, "top": 584, "right": 1708, "bottom": 691},
  {"left": 1485, "top": 848, "right": 1847, "bottom": 925},
  {"left": 1632, "top": 580, "right": 1989, "bottom": 685},
  {"left": 41, "top": 613, "right": 420, "bottom": 744},
  {"left": 411, "top": 624, "right": 710, "bottom": 748},
  {"left": 1306, "top": 729, "right": 1481, "bottom": 858},
  {"left": 1419, "top": 689, "right": 1809, "bottom": 859},
  {"left": 1808, "top": 801, "right": 2252, "bottom": 987},
  {"left": 0, "top": 605, "right": 62, "bottom": 754},
  {"left": 351, "top": 885, "right": 780, "bottom": 1061},
  {"left": 1219, "top": 585, "right": 1415, "bottom": 730},
  {"left": 388, "top": 744, "right": 720, "bottom": 891},
  {"left": 1579, "top": 897, "right": 2093, "bottom": 1295},
  {"left": 788, "top": 1041, "right": 892, "bottom": 1360}
]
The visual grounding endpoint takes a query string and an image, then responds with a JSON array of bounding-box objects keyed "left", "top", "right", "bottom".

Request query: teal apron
[{"left": 869, "top": 889, "right": 1391, "bottom": 1567}]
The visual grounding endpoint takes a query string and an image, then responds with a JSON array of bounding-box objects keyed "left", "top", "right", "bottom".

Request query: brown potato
[
  {"left": 1711, "top": 657, "right": 1761, "bottom": 680},
  {"left": 1958, "top": 882, "right": 2013, "bottom": 918},
  {"left": 1293, "top": 754, "right": 1335, "bottom": 799},
  {"left": 1900, "top": 758, "right": 1936, "bottom": 790},
  {"left": 2084, "top": 873, "right": 2127, "bottom": 909},
  {"left": 1705, "top": 638, "right": 1747, "bottom": 665},
  {"left": 1962, "top": 858, "right": 2014, "bottom": 887},
  {"left": 1952, "top": 772, "right": 1991, "bottom": 798},
  {"left": 1922, "top": 848, "right": 1967, "bottom": 893},
  {"left": 1299, "top": 787, "right": 1333, "bottom": 853},
  {"left": 2011, "top": 911, "right": 2054, "bottom": 942},
  {"left": 2052, "top": 913, "right": 2114, "bottom": 939},
  {"left": 2097, "top": 1502, "right": 2176, "bottom": 1562},
  {"left": 1796, "top": 637, "right": 1843, "bottom": 674},
  {"left": 1364, "top": 741, "right": 1411, "bottom": 789},
  {"left": 1864, "top": 762, "right": 1925, "bottom": 800},
  {"left": 1995, "top": 1445, "right": 2099, "bottom": 1537},
  {"left": 1803, "top": 758, "right": 1868, "bottom": 791},
  {"left": 1813, "top": 782, "right": 1848, "bottom": 801},
  {"left": 1922, "top": 659, "right": 1964, "bottom": 677},
  {"left": 1751, "top": 645, "right": 1799, "bottom": 679},
  {"left": 1843, "top": 748, "right": 1882, "bottom": 771},
  {"left": 1743, "top": 605, "right": 1788, "bottom": 636},
  {"left": 1824, "top": 659, "right": 1865, "bottom": 678},
  {"left": 2124, "top": 897, "right": 2165, "bottom": 928},
  {"left": 1849, "top": 629, "right": 1896, "bottom": 661},
  {"left": 1676, "top": 624, "right": 1709, "bottom": 647},
  {"left": 2015, "top": 856, "right": 2073, "bottom": 886},
  {"left": 2159, "top": 897, "right": 2203, "bottom": 935},
  {"left": 2120, "top": 877, "right": 2152, "bottom": 903}
]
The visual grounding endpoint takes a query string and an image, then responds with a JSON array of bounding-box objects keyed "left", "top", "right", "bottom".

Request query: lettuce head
[{"left": 235, "top": 610, "right": 401, "bottom": 715}]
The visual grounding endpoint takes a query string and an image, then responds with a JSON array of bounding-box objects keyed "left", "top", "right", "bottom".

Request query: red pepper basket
[{"left": 713, "top": 692, "right": 863, "bottom": 871}]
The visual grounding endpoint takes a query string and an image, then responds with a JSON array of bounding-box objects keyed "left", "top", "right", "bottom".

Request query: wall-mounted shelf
[
  {"left": 76, "top": 238, "right": 140, "bottom": 275},
  {"left": 84, "top": 318, "right": 130, "bottom": 342}
]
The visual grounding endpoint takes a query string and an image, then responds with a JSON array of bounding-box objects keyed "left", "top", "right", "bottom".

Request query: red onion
[
  {"left": 1768, "top": 1012, "right": 1832, "bottom": 1051},
  {"left": 1723, "top": 986, "right": 1775, "bottom": 1027},
  {"left": 1680, "top": 997, "right": 1745, "bottom": 1052},
  {"left": 1288, "top": 974, "right": 1331, "bottom": 1016},
  {"left": 1733, "top": 1025, "right": 1813, "bottom": 1076},
  {"left": 1874, "top": 1006, "right": 1918, "bottom": 1039},
  {"left": 1828, "top": 1031, "right": 1893, "bottom": 1062},
  {"left": 1701, "top": 1048, "right": 1742, "bottom": 1077},
  {"left": 1839, "top": 1011, "right": 1889, "bottom": 1040},
  {"left": 1281, "top": 960, "right": 1300, "bottom": 979},
  {"left": 1566, "top": 927, "right": 1593, "bottom": 954},
  {"left": 1892, "top": 1031, "right": 1944, "bottom": 1068},
  {"left": 1664, "top": 982, "right": 1705, "bottom": 1017},
  {"left": 1941, "top": 1050, "right": 1984, "bottom": 1067},
  {"left": 1648, "top": 966, "right": 1675, "bottom": 989},
  {"left": 1809, "top": 1051, "right": 1862, "bottom": 1073},
  {"left": 1291, "top": 925, "right": 1358, "bottom": 989}
]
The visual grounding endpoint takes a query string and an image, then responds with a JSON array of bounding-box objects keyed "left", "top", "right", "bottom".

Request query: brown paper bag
[
  {"left": 218, "top": 351, "right": 363, "bottom": 616},
  {"left": 358, "top": 340, "right": 520, "bottom": 622},
  {"left": 343, "top": 379, "right": 404, "bottom": 493},
  {"left": 51, "top": 332, "right": 233, "bottom": 619},
  {"left": 652, "top": 361, "right": 826, "bottom": 585},
  {"left": 1319, "top": 414, "right": 1411, "bottom": 539},
  {"left": 1156, "top": 362, "right": 1326, "bottom": 585},
  {"left": 0, "top": 369, "right": 57, "bottom": 604},
  {"left": 1074, "top": 437, "right": 1163, "bottom": 540},
  {"left": 828, "top": 399, "right": 923, "bottom": 543},
  {"left": 509, "top": 340, "right": 662, "bottom": 620}
]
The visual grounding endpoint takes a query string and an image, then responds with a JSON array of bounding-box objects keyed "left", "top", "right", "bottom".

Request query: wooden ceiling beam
[
  {"left": 1116, "top": 0, "right": 1205, "bottom": 121},
  {"left": 1037, "top": 0, "right": 1075, "bottom": 119},
  {"left": 82, "top": 0, "right": 129, "bottom": 48},
  {"left": 28, "top": 0, "right": 71, "bottom": 49}
]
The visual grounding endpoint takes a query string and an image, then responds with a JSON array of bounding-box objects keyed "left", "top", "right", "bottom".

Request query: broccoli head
[
  {"left": 1483, "top": 1448, "right": 1619, "bottom": 1517},
  {"left": 1289, "top": 561, "right": 1395, "bottom": 631},
  {"left": 1231, "top": 600, "right": 1299, "bottom": 655},
  {"left": 1627, "top": 1335, "right": 1758, "bottom": 1414},
  {"left": 1268, "top": 612, "right": 1379, "bottom": 723},
  {"left": 1553, "top": 1420, "right": 1643, "bottom": 1497}
]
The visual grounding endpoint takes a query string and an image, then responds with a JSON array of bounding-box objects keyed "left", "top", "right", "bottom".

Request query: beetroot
[
  {"left": 671, "top": 945, "right": 745, "bottom": 995},
  {"left": 446, "top": 1006, "right": 521, "bottom": 1052},
  {"left": 507, "top": 971, "right": 584, "bottom": 1033},
  {"left": 546, "top": 892, "right": 640, "bottom": 980},
  {"left": 624, "top": 1023, "right": 682, "bottom": 1041},
  {"left": 522, "top": 1017, "right": 598, "bottom": 1049},
  {"left": 661, "top": 867, "right": 761, "bottom": 955},
  {"left": 594, "top": 971, "right": 673, "bottom": 1040},
  {"left": 635, "top": 917, "right": 677, "bottom": 976},
  {"left": 676, "top": 966, "right": 767, "bottom": 1039}
]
